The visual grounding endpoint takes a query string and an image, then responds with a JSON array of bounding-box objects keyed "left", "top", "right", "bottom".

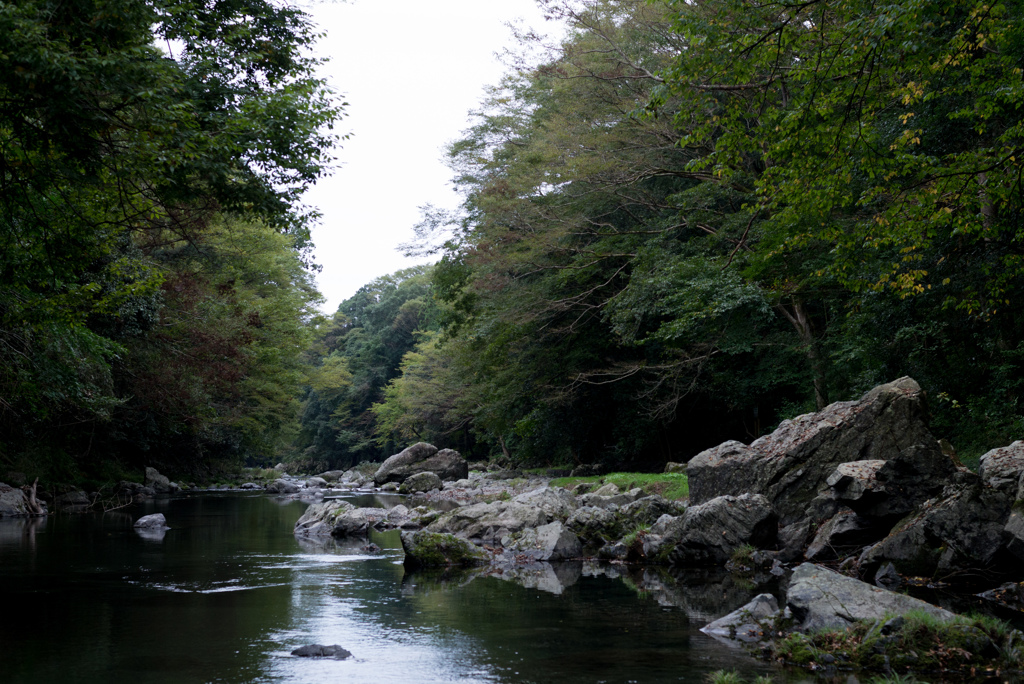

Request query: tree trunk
[{"left": 778, "top": 298, "right": 829, "bottom": 410}]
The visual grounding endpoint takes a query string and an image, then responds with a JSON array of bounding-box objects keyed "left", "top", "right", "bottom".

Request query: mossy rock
[{"left": 400, "top": 531, "right": 490, "bottom": 569}]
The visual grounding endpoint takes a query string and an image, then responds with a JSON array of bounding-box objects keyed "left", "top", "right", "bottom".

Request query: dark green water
[{"left": 0, "top": 493, "right": 790, "bottom": 683}]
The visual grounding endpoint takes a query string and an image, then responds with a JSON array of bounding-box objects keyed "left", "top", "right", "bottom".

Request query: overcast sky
[{"left": 302, "top": 0, "right": 552, "bottom": 312}]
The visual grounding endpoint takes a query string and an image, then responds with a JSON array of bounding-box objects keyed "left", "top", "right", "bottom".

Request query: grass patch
[
  {"left": 550, "top": 472, "right": 688, "bottom": 500},
  {"left": 772, "top": 609, "right": 1024, "bottom": 676}
]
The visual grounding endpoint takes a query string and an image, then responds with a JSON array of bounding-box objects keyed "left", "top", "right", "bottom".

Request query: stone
[
  {"left": 874, "top": 562, "right": 903, "bottom": 590},
  {"left": 401, "top": 530, "right": 490, "bottom": 568},
  {"left": 331, "top": 507, "right": 390, "bottom": 537},
  {"left": 664, "top": 462, "right": 687, "bottom": 474},
  {"left": 512, "top": 486, "right": 578, "bottom": 521},
  {"left": 145, "top": 467, "right": 178, "bottom": 494},
  {"left": 294, "top": 500, "right": 355, "bottom": 537},
  {"left": 374, "top": 443, "right": 468, "bottom": 485},
  {"left": 859, "top": 480, "right": 1014, "bottom": 578},
  {"left": 686, "top": 378, "right": 955, "bottom": 527},
  {"left": 291, "top": 644, "right": 351, "bottom": 659},
  {"left": 665, "top": 493, "right": 778, "bottom": 566},
  {"left": 978, "top": 441, "right": 1024, "bottom": 491},
  {"left": 0, "top": 483, "right": 43, "bottom": 517},
  {"left": 804, "top": 510, "right": 881, "bottom": 561},
  {"left": 427, "top": 501, "right": 548, "bottom": 543},
  {"left": 399, "top": 471, "right": 443, "bottom": 494},
  {"left": 787, "top": 563, "right": 954, "bottom": 632},
  {"left": 266, "top": 479, "right": 300, "bottom": 494},
  {"left": 134, "top": 513, "right": 169, "bottom": 529},
  {"left": 701, "top": 593, "right": 780, "bottom": 644},
  {"left": 578, "top": 488, "right": 641, "bottom": 510},
  {"left": 619, "top": 495, "right": 681, "bottom": 528},
  {"left": 503, "top": 521, "right": 582, "bottom": 561},
  {"left": 55, "top": 490, "right": 90, "bottom": 508},
  {"left": 566, "top": 506, "right": 620, "bottom": 549},
  {"left": 593, "top": 483, "right": 621, "bottom": 497},
  {"left": 305, "top": 477, "right": 328, "bottom": 489}
]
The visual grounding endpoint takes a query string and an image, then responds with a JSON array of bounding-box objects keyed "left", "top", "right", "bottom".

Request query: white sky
[{"left": 302, "top": 0, "right": 553, "bottom": 312}]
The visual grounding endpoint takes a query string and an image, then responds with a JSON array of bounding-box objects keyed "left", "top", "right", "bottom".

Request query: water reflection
[{"left": 0, "top": 494, "right": 788, "bottom": 684}]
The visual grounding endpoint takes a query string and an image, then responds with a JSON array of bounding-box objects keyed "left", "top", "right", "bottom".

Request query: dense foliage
[
  {"left": 348, "top": 0, "right": 1023, "bottom": 469},
  {"left": 0, "top": 0, "right": 340, "bottom": 484}
]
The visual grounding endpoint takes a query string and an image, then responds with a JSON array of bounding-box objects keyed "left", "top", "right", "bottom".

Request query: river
[{"left": 0, "top": 491, "right": 792, "bottom": 683}]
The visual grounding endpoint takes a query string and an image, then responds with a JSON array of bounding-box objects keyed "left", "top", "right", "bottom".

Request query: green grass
[
  {"left": 550, "top": 472, "right": 689, "bottom": 501},
  {"left": 772, "top": 609, "right": 1024, "bottom": 675}
]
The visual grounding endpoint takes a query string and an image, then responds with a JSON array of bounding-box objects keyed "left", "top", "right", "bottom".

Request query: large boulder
[
  {"left": 145, "top": 467, "right": 179, "bottom": 494},
  {"left": 686, "top": 378, "right": 955, "bottom": 527},
  {"left": 512, "top": 486, "right": 578, "bottom": 521},
  {"left": 503, "top": 521, "right": 583, "bottom": 562},
  {"left": 134, "top": 513, "right": 169, "bottom": 529},
  {"left": 399, "top": 471, "right": 442, "bottom": 494},
  {"left": 427, "top": 501, "right": 548, "bottom": 543},
  {"left": 0, "top": 483, "right": 41, "bottom": 517},
  {"left": 787, "top": 563, "right": 954, "bottom": 632},
  {"left": 664, "top": 493, "right": 778, "bottom": 566},
  {"left": 401, "top": 530, "right": 490, "bottom": 568},
  {"left": 374, "top": 443, "right": 468, "bottom": 485},
  {"left": 266, "top": 479, "right": 300, "bottom": 494},
  {"left": 331, "top": 507, "right": 390, "bottom": 537},
  {"left": 858, "top": 477, "right": 1016, "bottom": 578},
  {"left": 294, "top": 500, "right": 355, "bottom": 537},
  {"left": 565, "top": 506, "right": 621, "bottom": 550}
]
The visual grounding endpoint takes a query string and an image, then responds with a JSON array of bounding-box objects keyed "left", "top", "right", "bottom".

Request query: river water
[{"left": 0, "top": 492, "right": 793, "bottom": 684}]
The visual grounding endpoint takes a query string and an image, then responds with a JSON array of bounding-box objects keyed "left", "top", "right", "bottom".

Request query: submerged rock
[
  {"left": 291, "top": 644, "right": 351, "bottom": 659},
  {"left": 294, "top": 500, "right": 355, "bottom": 537},
  {"left": 701, "top": 593, "right": 779, "bottom": 645}
]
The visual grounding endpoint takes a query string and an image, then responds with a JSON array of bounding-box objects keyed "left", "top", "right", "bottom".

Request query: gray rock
[
  {"left": 399, "top": 471, "right": 442, "bottom": 494},
  {"left": 665, "top": 493, "right": 778, "bottom": 566},
  {"left": 316, "top": 470, "right": 347, "bottom": 482},
  {"left": 593, "top": 482, "right": 620, "bottom": 496},
  {"left": 55, "top": 490, "right": 90, "bottom": 508},
  {"left": 134, "top": 513, "right": 169, "bottom": 529},
  {"left": 513, "top": 486, "right": 578, "bottom": 521},
  {"left": 859, "top": 480, "right": 1014, "bottom": 578},
  {"left": 294, "top": 500, "right": 355, "bottom": 537},
  {"left": 578, "top": 488, "right": 641, "bottom": 510},
  {"left": 978, "top": 441, "right": 1024, "bottom": 491},
  {"left": 686, "top": 378, "right": 955, "bottom": 527},
  {"left": 620, "top": 495, "right": 681, "bottom": 528},
  {"left": 331, "top": 507, "right": 389, "bottom": 537},
  {"left": 787, "top": 562, "right": 954, "bottom": 632},
  {"left": 566, "top": 506, "right": 620, "bottom": 548},
  {"left": 145, "top": 467, "right": 179, "bottom": 494},
  {"left": 804, "top": 509, "right": 880, "bottom": 561},
  {"left": 598, "top": 541, "right": 629, "bottom": 560},
  {"left": 305, "top": 477, "right": 328, "bottom": 489},
  {"left": 291, "top": 644, "right": 351, "bottom": 659},
  {"left": 427, "top": 501, "right": 548, "bottom": 543},
  {"left": 664, "top": 462, "right": 687, "bottom": 474},
  {"left": 380, "top": 482, "right": 399, "bottom": 492},
  {"left": 266, "top": 478, "right": 300, "bottom": 494},
  {"left": 374, "top": 443, "right": 468, "bottom": 485},
  {"left": 503, "top": 521, "right": 582, "bottom": 561},
  {"left": 401, "top": 530, "right": 490, "bottom": 568},
  {"left": 0, "top": 483, "right": 45, "bottom": 517},
  {"left": 701, "top": 593, "right": 779, "bottom": 644}
]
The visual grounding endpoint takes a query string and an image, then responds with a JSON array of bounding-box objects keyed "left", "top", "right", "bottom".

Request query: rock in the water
[
  {"left": 55, "top": 489, "right": 90, "bottom": 509},
  {"left": 294, "top": 500, "right": 355, "bottom": 537},
  {"left": 427, "top": 501, "right": 548, "bottom": 543},
  {"left": 266, "top": 478, "right": 300, "bottom": 494},
  {"left": 686, "top": 378, "right": 955, "bottom": 527},
  {"left": 317, "top": 470, "right": 347, "bottom": 482},
  {"left": 134, "top": 513, "right": 169, "bottom": 529},
  {"left": 0, "top": 482, "right": 45, "bottom": 517},
  {"left": 374, "top": 443, "right": 468, "bottom": 485},
  {"left": 399, "top": 471, "right": 442, "bottom": 494},
  {"left": 701, "top": 593, "right": 779, "bottom": 644},
  {"left": 787, "top": 562, "right": 954, "bottom": 632},
  {"left": 401, "top": 530, "right": 490, "bottom": 568},
  {"left": 859, "top": 480, "right": 1014, "bottom": 578},
  {"left": 291, "top": 644, "right": 351, "bottom": 659},
  {"left": 503, "top": 521, "right": 582, "bottom": 561},
  {"left": 305, "top": 477, "right": 328, "bottom": 489},
  {"left": 566, "top": 506, "right": 620, "bottom": 549},
  {"left": 665, "top": 493, "right": 777, "bottom": 566},
  {"left": 331, "top": 507, "right": 389, "bottom": 537}
]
